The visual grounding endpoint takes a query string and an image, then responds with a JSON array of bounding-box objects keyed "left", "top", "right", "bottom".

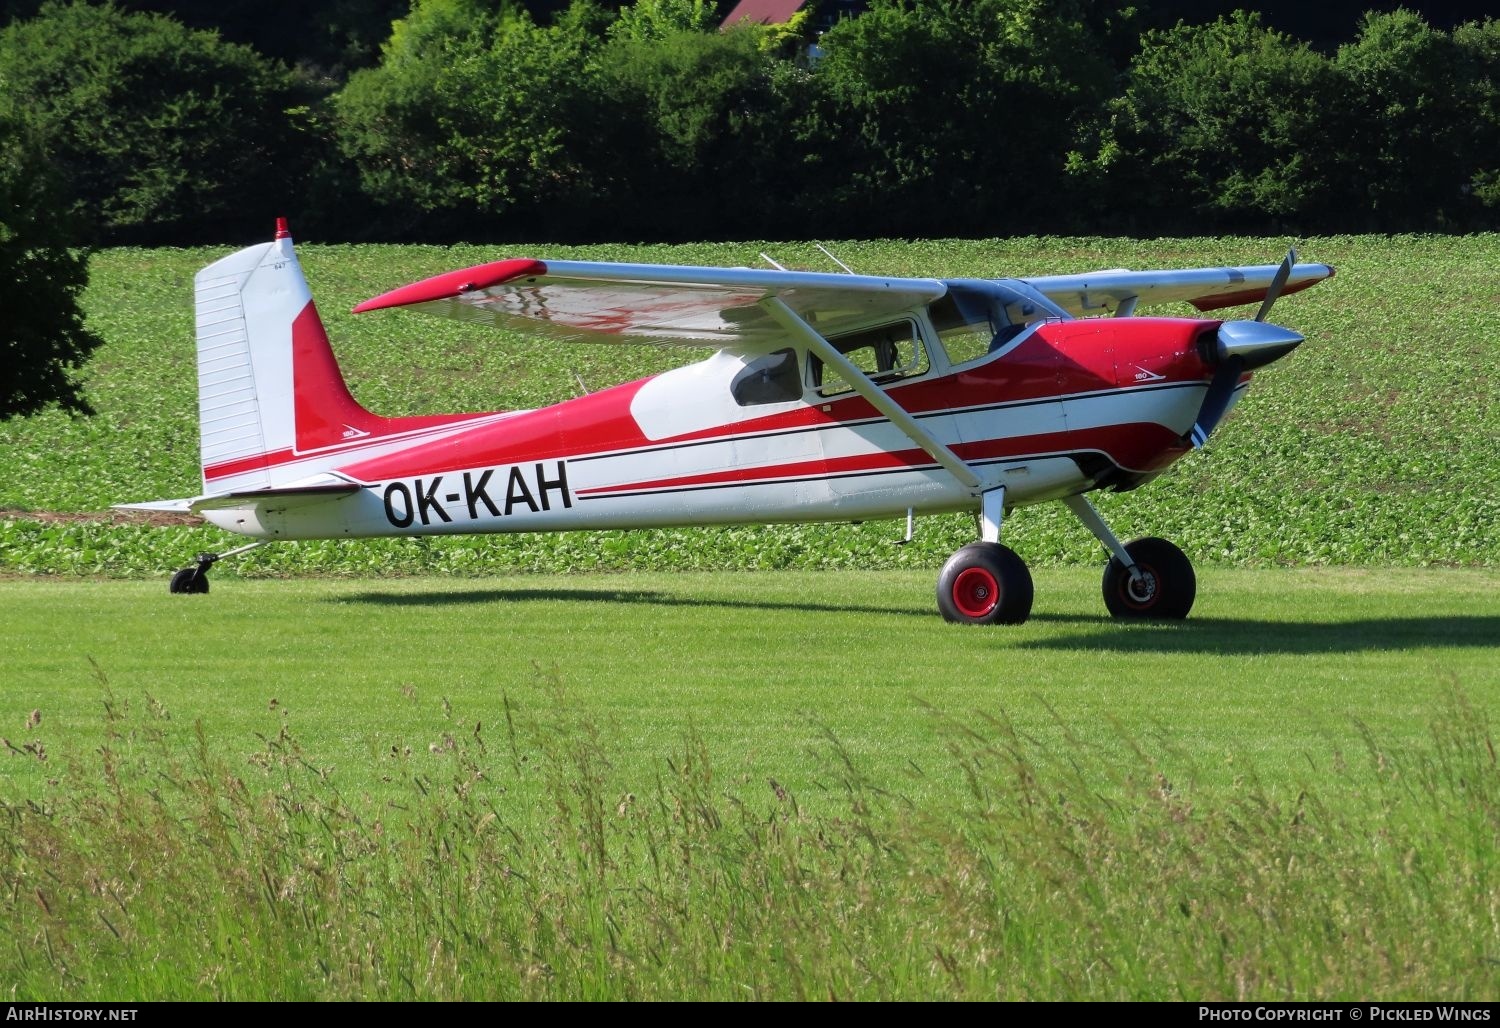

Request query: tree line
[{"left": 1, "top": 0, "right": 1496, "bottom": 249}]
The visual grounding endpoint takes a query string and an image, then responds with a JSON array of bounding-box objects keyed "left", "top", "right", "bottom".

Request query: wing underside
[
  {"left": 353, "top": 259, "right": 948, "bottom": 350},
  {"left": 351, "top": 254, "right": 1335, "bottom": 351}
]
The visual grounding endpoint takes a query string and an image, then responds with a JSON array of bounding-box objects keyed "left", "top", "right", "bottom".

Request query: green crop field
[
  {"left": 1, "top": 236, "right": 1497, "bottom": 1000},
  {"left": 1, "top": 235, "right": 1496, "bottom": 574}
]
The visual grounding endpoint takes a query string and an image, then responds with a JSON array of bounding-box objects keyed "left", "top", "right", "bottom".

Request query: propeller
[
  {"left": 1188, "top": 248, "right": 1302, "bottom": 449},
  {"left": 1254, "top": 247, "right": 1297, "bottom": 323},
  {"left": 1188, "top": 354, "right": 1244, "bottom": 449}
]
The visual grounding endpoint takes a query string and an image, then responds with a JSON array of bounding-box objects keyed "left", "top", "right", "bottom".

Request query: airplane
[{"left": 119, "top": 219, "right": 1333, "bottom": 625}]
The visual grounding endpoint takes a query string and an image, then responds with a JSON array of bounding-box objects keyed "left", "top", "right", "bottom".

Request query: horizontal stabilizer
[
  {"left": 115, "top": 481, "right": 360, "bottom": 516},
  {"left": 113, "top": 498, "right": 197, "bottom": 514},
  {"left": 192, "top": 483, "right": 360, "bottom": 512}
]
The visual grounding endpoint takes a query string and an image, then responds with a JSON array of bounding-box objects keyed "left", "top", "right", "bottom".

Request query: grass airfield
[
  {"left": 1, "top": 233, "right": 1497, "bottom": 998},
  {"left": 3, "top": 567, "right": 1497, "bottom": 1000},
  {"left": 5, "top": 568, "right": 1496, "bottom": 802}
]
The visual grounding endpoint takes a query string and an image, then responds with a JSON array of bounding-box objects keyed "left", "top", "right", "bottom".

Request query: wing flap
[
  {"left": 1025, "top": 263, "right": 1334, "bottom": 317},
  {"left": 354, "top": 259, "right": 947, "bottom": 350}
]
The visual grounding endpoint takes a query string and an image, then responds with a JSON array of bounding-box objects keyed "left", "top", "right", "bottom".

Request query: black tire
[
  {"left": 936, "top": 542, "right": 1034, "bottom": 625},
  {"left": 169, "top": 567, "right": 209, "bottom": 595},
  {"left": 1102, "top": 537, "right": 1194, "bottom": 619}
]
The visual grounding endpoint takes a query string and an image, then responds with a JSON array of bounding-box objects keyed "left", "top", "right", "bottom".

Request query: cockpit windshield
[{"left": 928, "top": 279, "right": 1070, "bottom": 366}]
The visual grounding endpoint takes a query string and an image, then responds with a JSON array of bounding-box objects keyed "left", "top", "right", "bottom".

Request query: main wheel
[
  {"left": 169, "top": 567, "right": 209, "bottom": 595},
  {"left": 936, "top": 542, "right": 1034, "bottom": 625},
  {"left": 1102, "top": 537, "right": 1194, "bottom": 619}
]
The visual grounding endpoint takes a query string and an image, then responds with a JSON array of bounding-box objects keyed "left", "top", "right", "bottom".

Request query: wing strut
[{"left": 759, "top": 296, "right": 988, "bottom": 493}]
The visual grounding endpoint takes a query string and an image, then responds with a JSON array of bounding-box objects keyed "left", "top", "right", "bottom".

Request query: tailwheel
[
  {"left": 937, "top": 542, "right": 1034, "bottom": 625},
  {"left": 164, "top": 543, "right": 266, "bottom": 595},
  {"left": 1102, "top": 537, "right": 1196, "bottom": 619},
  {"left": 169, "top": 566, "right": 209, "bottom": 595}
]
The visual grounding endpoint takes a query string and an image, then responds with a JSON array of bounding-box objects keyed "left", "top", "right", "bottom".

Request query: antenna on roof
[
  {"left": 759, "top": 252, "right": 787, "bottom": 271},
  {"left": 816, "top": 243, "right": 855, "bottom": 275}
]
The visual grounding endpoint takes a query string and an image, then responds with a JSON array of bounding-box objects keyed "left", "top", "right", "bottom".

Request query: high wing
[
  {"left": 353, "top": 259, "right": 947, "bottom": 350},
  {"left": 1023, "top": 262, "right": 1335, "bottom": 317}
]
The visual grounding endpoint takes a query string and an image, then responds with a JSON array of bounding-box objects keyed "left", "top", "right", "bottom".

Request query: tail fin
[{"left": 192, "top": 220, "right": 404, "bottom": 493}]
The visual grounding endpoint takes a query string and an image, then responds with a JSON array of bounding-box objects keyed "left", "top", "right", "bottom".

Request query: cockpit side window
[
  {"left": 810, "top": 320, "right": 928, "bottom": 397},
  {"left": 731, "top": 347, "right": 802, "bottom": 406},
  {"left": 930, "top": 281, "right": 1069, "bottom": 368},
  {"left": 927, "top": 293, "right": 993, "bottom": 367}
]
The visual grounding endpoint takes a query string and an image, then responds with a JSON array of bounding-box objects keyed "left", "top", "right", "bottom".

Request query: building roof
[{"left": 721, "top": 0, "right": 808, "bottom": 28}]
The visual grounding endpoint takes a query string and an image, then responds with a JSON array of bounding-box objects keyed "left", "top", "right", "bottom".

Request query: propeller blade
[
  {"left": 1188, "top": 355, "right": 1244, "bottom": 449},
  {"left": 1193, "top": 251, "right": 1303, "bottom": 448},
  {"left": 1254, "top": 247, "right": 1297, "bottom": 323}
]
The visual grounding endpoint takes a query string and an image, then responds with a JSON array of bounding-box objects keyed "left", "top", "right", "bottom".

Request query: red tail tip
[{"left": 275, "top": 217, "right": 291, "bottom": 240}]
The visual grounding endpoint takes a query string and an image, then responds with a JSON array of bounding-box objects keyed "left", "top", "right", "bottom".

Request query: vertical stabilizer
[{"left": 193, "top": 221, "right": 382, "bottom": 493}]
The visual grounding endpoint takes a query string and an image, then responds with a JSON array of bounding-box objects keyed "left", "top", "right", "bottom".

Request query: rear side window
[
  {"left": 811, "top": 320, "right": 928, "bottom": 396},
  {"left": 731, "top": 348, "right": 802, "bottom": 406}
]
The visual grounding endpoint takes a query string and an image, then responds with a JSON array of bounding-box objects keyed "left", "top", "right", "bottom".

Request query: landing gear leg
[
  {"left": 937, "top": 486, "right": 1034, "bottom": 625},
  {"left": 1063, "top": 495, "right": 1196, "bottom": 619},
  {"left": 168, "top": 542, "right": 267, "bottom": 595}
]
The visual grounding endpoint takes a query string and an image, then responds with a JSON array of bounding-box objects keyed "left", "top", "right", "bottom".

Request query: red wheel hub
[{"left": 952, "top": 567, "right": 1000, "bottom": 618}]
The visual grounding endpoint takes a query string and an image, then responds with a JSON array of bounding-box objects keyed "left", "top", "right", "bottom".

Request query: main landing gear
[
  {"left": 1100, "top": 536, "right": 1196, "bottom": 619},
  {"left": 167, "top": 542, "right": 267, "bottom": 594},
  {"left": 936, "top": 542, "right": 1034, "bottom": 624},
  {"left": 935, "top": 489, "right": 1196, "bottom": 625}
]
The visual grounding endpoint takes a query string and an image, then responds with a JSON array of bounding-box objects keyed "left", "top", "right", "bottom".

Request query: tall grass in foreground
[{"left": 4, "top": 676, "right": 1496, "bottom": 1000}]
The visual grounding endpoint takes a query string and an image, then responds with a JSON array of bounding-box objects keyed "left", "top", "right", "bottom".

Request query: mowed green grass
[
  {"left": 4, "top": 568, "right": 1496, "bottom": 801},
  {"left": 2, "top": 569, "right": 1498, "bottom": 999}
]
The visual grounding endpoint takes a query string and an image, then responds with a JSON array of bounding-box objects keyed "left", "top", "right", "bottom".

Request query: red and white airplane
[{"left": 122, "top": 220, "right": 1332, "bottom": 624}]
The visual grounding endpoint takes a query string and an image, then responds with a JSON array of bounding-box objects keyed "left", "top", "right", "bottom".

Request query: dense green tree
[
  {"left": 1142, "top": 1, "right": 1493, "bottom": 54},
  {"left": 607, "top": 0, "right": 715, "bottom": 41},
  {"left": 1453, "top": 18, "right": 1500, "bottom": 214},
  {"left": 9, "top": 0, "right": 1499, "bottom": 241},
  {"left": 117, "top": 0, "right": 409, "bottom": 75},
  {"left": 0, "top": 107, "right": 103, "bottom": 419},
  {"left": 1075, "top": 9, "right": 1500, "bottom": 233},
  {"left": 1330, "top": 11, "right": 1497, "bottom": 230},
  {"left": 333, "top": 0, "right": 613, "bottom": 237},
  {"left": 0, "top": 1, "right": 315, "bottom": 244},
  {"left": 798, "top": 0, "right": 1116, "bottom": 237},
  {"left": 1073, "top": 11, "right": 1341, "bottom": 233},
  {"left": 592, "top": 23, "right": 805, "bottom": 238}
]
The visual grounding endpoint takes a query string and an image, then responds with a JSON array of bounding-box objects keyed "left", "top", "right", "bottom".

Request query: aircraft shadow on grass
[
  {"left": 334, "top": 590, "right": 1498, "bottom": 657},
  {"left": 1009, "top": 615, "right": 1500, "bottom": 656},
  {"left": 336, "top": 587, "right": 931, "bottom": 621}
]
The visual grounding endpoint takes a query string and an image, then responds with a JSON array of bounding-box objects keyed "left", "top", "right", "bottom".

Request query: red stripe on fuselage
[
  {"left": 203, "top": 448, "right": 298, "bottom": 482},
  {"left": 336, "top": 377, "right": 655, "bottom": 483},
  {"left": 574, "top": 423, "right": 1188, "bottom": 497}
]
